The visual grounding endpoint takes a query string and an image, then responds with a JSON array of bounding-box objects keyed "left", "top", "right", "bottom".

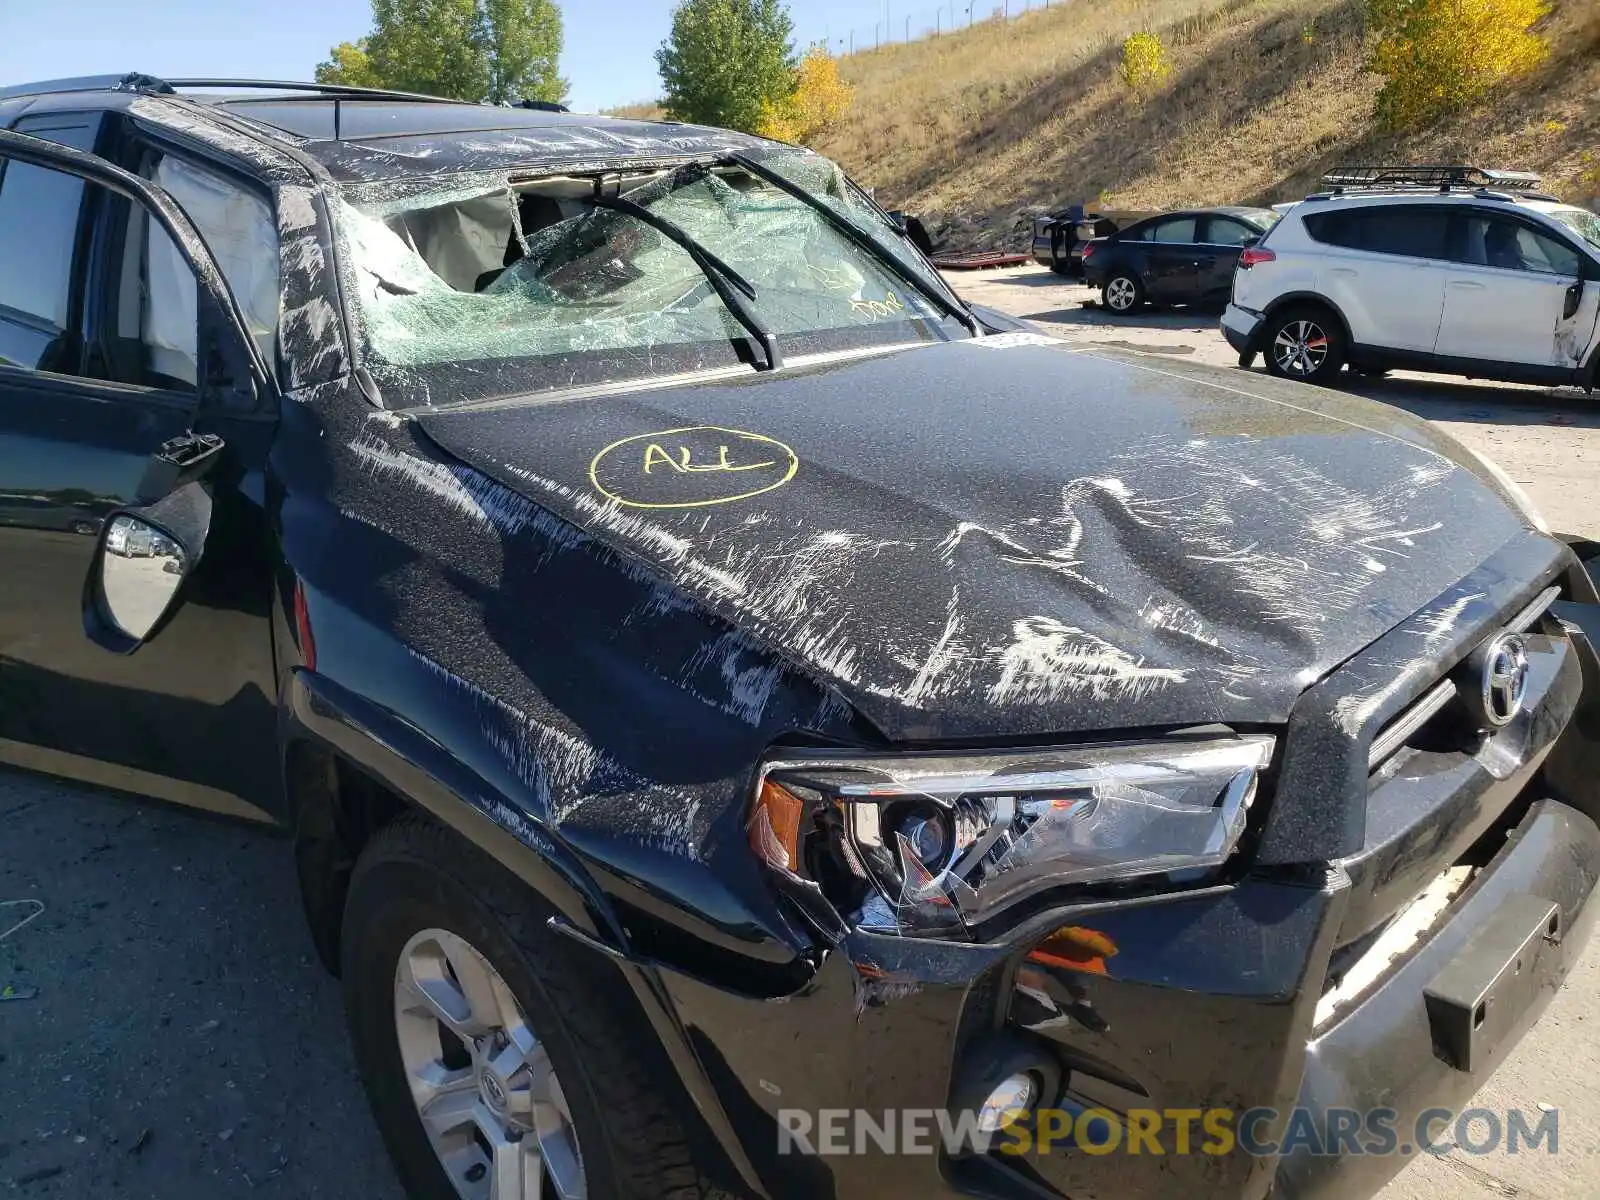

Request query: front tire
[
  {"left": 1102, "top": 272, "right": 1145, "bottom": 314},
  {"left": 1263, "top": 305, "right": 1347, "bottom": 384},
  {"left": 342, "top": 814, "right": 712, "bottom": 1200}
]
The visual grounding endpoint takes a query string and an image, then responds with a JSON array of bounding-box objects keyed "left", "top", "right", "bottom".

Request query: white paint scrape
[{"left": 988, "top": 617, "right": 1187, "bottom": 705}]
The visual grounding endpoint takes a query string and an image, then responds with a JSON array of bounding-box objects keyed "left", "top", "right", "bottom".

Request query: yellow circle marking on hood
[{"left": 589, "top": 425, "right": 799, "bottom": 510}]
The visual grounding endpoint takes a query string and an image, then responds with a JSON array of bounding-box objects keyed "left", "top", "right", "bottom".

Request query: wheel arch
[
  {"left": 277, "top": 666, "right": 775, "bottom": 1199},
  {"left": 1259, "top": 291, "right": 1356, "bottom": 352},
  {"left": 278, "top": 667, "right": 624, "bottom": 978}
]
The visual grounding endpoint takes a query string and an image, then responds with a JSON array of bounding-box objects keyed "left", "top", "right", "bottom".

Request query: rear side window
[
  {"left": 1303, "top": 205, "right": 1449, "bottom": 260},
  {"left": 0, "top": 158, "right": 89, "bottom": 371},
  {"left": 1202, "top": 216, "right": 1259, "bottom": 246},
  {"left": 1150, "top": 216, "right": 1199, "bottom": 244},
  {"left": 1456, "top": 215, "right": 1582, "bottom": 277}
]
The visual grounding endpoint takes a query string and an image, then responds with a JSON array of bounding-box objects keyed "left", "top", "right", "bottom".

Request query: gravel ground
[{"left": 1, "top": 267, "right": 1597, "bottom": 1199}]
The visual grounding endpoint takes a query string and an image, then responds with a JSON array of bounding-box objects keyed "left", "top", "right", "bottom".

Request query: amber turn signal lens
[{"left": 749, "top": 779, "right": 806, "bottom": 873}]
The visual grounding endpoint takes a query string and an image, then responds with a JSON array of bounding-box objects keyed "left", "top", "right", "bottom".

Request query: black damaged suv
[{"left": 2, "top": 75, "right": 1599, "bottom": 1200}]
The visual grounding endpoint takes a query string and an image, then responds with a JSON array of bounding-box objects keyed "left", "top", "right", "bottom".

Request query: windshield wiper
[
  {"left": 726, "top": 152, "right": 982, "bottom": 338},
  {"left": 588, "top": 193, "right": 783, "bottom": 372}
]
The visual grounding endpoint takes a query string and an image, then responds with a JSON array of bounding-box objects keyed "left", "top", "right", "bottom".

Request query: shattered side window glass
[{"left": 339, "top": 154, "right": 959, "bottom": 404}]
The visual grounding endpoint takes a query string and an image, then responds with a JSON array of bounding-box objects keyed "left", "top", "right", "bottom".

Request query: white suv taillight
[{"left": 1238, "top": 246, "right": 1276, "bottom": 269}]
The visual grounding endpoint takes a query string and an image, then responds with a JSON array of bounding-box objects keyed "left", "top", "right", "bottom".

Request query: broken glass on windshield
[{"left": 338, "top": 152, "right": 961, "bottom": 404}]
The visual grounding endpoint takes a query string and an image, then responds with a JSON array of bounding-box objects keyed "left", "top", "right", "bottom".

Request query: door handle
[{"left": 1449, "top": 280, "right": 1487, "bottom": 291}]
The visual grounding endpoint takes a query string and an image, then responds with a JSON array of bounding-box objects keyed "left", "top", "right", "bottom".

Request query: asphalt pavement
[{"left": 2, "top": 268, "right": 1598, "bottom": 1199}]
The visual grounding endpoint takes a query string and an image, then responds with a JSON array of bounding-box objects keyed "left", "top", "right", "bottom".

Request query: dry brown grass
[
  {"left": 601, "top": 101, "right": 668, "bottom": 121},
  {"left": 809, "top": 0, "right": 1600, "bottom": 238}
]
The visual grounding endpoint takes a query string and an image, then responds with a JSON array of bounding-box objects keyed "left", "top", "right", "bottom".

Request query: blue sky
[{"left": 0, "top": 1, "right": 959, "bottom": 114}]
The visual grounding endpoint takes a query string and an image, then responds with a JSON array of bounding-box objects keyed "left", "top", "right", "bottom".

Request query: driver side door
[{"left": 0, "top": 127, "right": 281, "bottom": 821}]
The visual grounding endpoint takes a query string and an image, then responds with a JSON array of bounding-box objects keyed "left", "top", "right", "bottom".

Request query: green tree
[
  {"left": 316, "top": 0, "right": 567, "bottom": 104},
  {"left": 315, "top": 40, "right": 385, "bottom": 89},
  {"left": 656, "top": 0, "right": 796, "bottom": 133},
  {"left": 481, "top": 0, "right": 568, "bottom": 104},
  {"left": 367, "top": 0, "right": 485, "bottom": 100}
]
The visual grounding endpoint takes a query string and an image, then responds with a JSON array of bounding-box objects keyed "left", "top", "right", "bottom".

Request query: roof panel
[{"left": 297, "top": 120, "right": 769, "bottom": 185}]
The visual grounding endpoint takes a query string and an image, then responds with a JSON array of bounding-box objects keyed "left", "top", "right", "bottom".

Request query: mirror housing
[
  {"left": 85, "top": 434, "right": 223, "bottom": 653},
  {"left": 1565, "top": 279, "right": 1585, "bottom": 321}
]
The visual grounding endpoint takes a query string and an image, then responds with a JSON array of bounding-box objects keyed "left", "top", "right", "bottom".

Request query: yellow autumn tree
[
  {"left": 1117, "top": 32, "right": 1172, "bottom": 94},
  {"left": 756, "top": 47, "right": 855, "bottom": 145},
  {"left": 1369, "top": 0, "right": 1549, "bottom": 130}
]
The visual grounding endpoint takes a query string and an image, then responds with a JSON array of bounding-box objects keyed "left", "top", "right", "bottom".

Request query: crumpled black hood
[{"left": 415, "top": 337, "right": 1531, "bottom": 741}]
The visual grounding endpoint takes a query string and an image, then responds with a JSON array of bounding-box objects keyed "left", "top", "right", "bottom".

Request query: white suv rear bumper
[{"left": 1221, "top": 303, "right": 1264, "bottom": 355}]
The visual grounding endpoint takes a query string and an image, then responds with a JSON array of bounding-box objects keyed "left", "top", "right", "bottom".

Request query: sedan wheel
[
  {"left": 1104, "top": 273, "right": 1142, "bottom": 313},
  {"left": 395, "top": 929, "right": 586, "bottom": 1200}
]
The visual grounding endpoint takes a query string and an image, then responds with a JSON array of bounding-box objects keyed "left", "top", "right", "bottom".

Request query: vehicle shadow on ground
[
  {"left": 1335, "top": 375, "right": 1599, "bottom": 428},
  {"left": 0, "top": 775, "right": 406, "bottom": 1200}
]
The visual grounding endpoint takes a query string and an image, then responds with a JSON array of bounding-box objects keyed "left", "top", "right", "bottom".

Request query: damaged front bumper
[{"left": 640, "top": 546, "right": 1600, "bottom": 1200}]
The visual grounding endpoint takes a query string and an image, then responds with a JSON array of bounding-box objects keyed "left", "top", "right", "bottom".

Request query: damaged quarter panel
[{"left": 414, "top": 341, "right": 1530, "bottom": 744}]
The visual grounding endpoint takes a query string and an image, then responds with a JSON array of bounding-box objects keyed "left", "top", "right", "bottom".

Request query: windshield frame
[{"left": 334, "top": 150, "right": 975, "bottom": 410}]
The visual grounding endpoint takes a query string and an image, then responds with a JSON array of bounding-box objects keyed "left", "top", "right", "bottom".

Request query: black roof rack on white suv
[
  {"left": 1322, "top": 164, "right": 1543, "bottom": 190},
  {"left": 1312, "top": 164, "right": 1558, "bottom": 203}
]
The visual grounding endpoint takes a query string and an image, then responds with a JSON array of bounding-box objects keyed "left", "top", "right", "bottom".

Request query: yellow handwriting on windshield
[
  {"left": 642, "top": 443, "right": 779, "bottom": 475},
  {"left": 849, "top": 291, "right": 905, "bottom": 323}
]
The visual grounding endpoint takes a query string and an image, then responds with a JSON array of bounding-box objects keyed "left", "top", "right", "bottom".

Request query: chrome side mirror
[{"left": 97, "top": 515, "right": 189, "bottom": 640}]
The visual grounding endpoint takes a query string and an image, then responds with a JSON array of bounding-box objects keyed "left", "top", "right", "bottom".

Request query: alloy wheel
[
  {"left": 394, "top": 928, "right": 587, "bottom": 1200},
  {"left": 1272, "top": 319, "right": 1329, "bottom": 377},
  {"left": 1106, "top": 276, "right": 1138, "bottom": 312}
]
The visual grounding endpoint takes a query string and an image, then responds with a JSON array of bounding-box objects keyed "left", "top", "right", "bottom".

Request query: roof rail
[
  {"left": 0, "top": 74, "right": 476, "bottom": 107},
  {"left": 0, "top": 72, "right": 173, "bottom": 101},
  {"left": 163, "top": 79, "right": 475, "bottom": 105},
  {"left": 1320, "top": 164, "right": 1543, "bottom": 192}
]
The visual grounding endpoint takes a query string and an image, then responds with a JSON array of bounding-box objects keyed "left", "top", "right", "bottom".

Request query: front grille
[{"left": 1367, "top": 584, "right": 1562, "bottom": 776}]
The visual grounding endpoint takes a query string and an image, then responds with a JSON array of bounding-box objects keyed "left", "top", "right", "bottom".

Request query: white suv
[{"left": 1221, "top": 167, "right": 1600, "bottom": 388}]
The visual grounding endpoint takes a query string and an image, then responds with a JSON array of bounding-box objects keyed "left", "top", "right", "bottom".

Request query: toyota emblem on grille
[{"left": 1480, "top": 633, "right": 1530, "bottom": 727}]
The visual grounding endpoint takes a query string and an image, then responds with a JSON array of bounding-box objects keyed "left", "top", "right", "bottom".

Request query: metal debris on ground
[
  {"left": 0, "top": 898, "right": 44, "bottom": 942},
  {"left": 929, "top": 251, "right": 1030, "bottom": 270},
  {"left": 0, "top": 900, "right": 45, "bottom": 1000}
]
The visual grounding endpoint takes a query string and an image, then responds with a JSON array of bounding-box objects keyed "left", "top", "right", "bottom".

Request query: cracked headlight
[{"left": 749, "top": 735, "right": 1274, "bottom": 936}]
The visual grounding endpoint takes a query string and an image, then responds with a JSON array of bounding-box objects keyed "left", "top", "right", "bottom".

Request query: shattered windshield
[
  {"left": 1547, "top": 206, "right": 1600, "bottom": 254},
  {"left": 339, "top": 149, "right": 965, "bottom": 407}
]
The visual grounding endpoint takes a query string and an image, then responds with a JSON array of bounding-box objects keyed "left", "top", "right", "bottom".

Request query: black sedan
[{"left": 1081, "top": 205, "right": 1279, "bottom": 313}]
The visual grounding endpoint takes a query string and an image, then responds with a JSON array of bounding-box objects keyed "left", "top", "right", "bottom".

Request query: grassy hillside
[{"left": 807, "top": 0, "right": 1599, "bottom": 245}]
